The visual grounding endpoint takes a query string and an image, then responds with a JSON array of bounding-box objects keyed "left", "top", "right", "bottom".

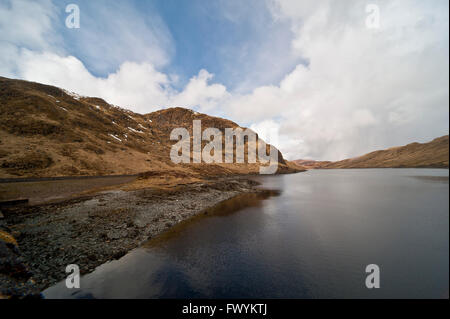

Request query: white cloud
[
  {"left": 223, "top": 0, "right": 449, "bottom": 160},
  {"left": 0, "top": 0, "right": 57, "bottom": 50},
  {"left": 0, "top": 0, "right": 228, "bottom": 115},
  {"left": 170, "top": 69, "right": 229, "bottom": 112},
  {"left": 0, "top": 0, "right": 448, "bottom": 161},
  {"left": 62, "top": 1, "right": 174, "bottom": 74},
  {"left": 15, "top": 50, "right": 227, "bottom": 115},
  {"left": 250, "top": 119, "right": 304, "bottom": 160}
]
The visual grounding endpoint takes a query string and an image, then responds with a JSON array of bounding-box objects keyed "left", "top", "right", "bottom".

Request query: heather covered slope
[
  {"left": 0, "top": 77, "right": 301, "bottom": 178},
  {"left": 321, "top": 135, "right": 449, "bottom": 169}
]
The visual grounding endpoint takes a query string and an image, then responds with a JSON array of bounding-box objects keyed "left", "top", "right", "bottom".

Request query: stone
[{"left": 106, "top": 229, "right": 127, "bottom": 240}]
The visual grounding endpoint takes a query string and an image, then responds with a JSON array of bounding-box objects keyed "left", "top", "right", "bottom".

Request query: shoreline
[{"left": 0, "top": 176, "right": 272, "bottom": 298}]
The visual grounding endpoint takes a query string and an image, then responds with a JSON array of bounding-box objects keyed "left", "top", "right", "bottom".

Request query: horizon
[
  {"left": 0, "top": 0, "right": 449, "bottom": 161},
  {"left": 2, "top": 74, "right": 447, "bottom": 163},
  {"left": 0, "top": 0, "right": 448, "bottom": 303}
]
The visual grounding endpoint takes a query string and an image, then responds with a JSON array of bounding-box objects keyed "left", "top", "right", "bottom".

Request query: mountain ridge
[
  {"left": 302, "top": 135, "right": 449, "bottom": 169},
  {"left": 0, "top": 76, "right": 302, "bottom": 178}
]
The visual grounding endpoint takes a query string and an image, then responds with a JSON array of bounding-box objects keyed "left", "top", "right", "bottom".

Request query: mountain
[
  {"left": 292, "top": 159, "right": 332, "bottom": 169},
  {"left": 0, "top": 77, "right": 301, "bottom": 178},
  {"left": 320, "top": 135, "right": 449, "bottom": 169}
]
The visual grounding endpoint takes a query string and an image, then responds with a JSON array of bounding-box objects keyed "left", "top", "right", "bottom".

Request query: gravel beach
[{"left": 0, "top": 177, "right": 266, "bottom": 298}]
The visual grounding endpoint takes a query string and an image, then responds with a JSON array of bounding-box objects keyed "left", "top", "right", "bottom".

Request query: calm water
[{"left": 44, "top": 169, "right": 449, "bottom": 299}]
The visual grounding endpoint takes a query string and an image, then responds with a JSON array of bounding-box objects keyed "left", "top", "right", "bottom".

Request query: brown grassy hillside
[
  {"left": 321, "top": 135, "right": 449, "bottom": 169},
  {"left": 0, "top": 77, "right": 302, "bottom": 178},
  {"left": 292, "top": 159, "right": 332, "bottom": 169}
]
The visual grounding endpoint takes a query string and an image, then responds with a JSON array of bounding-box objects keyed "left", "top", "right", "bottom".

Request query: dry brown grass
[
  {"left": 0, "top": 76, "right": 303, "bottom": 178},
  {"left": 321, "top": 135, "right": 449, "bottom": 169}
]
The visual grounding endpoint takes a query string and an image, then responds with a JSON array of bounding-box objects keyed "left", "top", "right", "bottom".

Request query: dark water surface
[{"left": 44, "top": 169, "right": 449, "bottom": 299}]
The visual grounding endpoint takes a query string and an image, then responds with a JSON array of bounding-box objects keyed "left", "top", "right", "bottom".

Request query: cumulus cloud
[
  {"left": 250, "top": 119, "right": 304, "bottom": 160},
  {"left": 14, "top": 50, "right": 227, "bottom": 114},
  {"left": 225, "top": 0, "right": 449, "bottom": 160},
  {"left": 0, "top": 0, "right": 228, "bottom": 115},
  {"left": 170, "top": 69, "right": 229, "bottom": 112},
  {"left": 0, "top": 0, "right": 448, "bottom": 161}
]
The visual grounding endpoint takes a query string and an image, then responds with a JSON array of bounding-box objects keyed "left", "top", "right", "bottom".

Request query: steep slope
[
  {"left": 321, "top": 136, "right": 449, "bottom": 169},
  {"left": 0, "top": 77, "right": 301, "bottom": 178}
]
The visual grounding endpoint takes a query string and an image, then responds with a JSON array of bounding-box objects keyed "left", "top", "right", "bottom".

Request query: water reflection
[
  {"left": 143, "top": 190, "right": 280, "bottom": 249},
  {"left": 44, "top": 169, "right": 449, "bottom": 299}
]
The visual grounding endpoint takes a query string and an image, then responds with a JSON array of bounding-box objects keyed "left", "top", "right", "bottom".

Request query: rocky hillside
[
  {"left": 0, "top": 77, "right": 301, "bottom": 178},
  {"left": 321, "top": 135, "right": 449, "bottom": 169}
]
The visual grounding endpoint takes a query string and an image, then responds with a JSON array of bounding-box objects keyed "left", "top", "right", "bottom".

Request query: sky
[{"left": 0, "top": 0, "right": 448, "bottom": 160}]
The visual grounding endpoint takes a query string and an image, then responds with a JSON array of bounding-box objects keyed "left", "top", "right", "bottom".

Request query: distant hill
[
  {"left": 292, "top": 159, "right": 331, "bottom": 169},
  {"left": 0, "top": 77, "right": 301, "bottom": 178},
  {"left": 320, "top": 136, "right": 449, "bottom": 169}
]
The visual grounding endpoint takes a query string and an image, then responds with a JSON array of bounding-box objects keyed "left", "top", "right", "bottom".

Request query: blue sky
[
  {"left": 0, "top": 0, "right": 448, "bottom": 160},
  {"left": 52, "top": 0, "right": 302, "bottom": 92}
]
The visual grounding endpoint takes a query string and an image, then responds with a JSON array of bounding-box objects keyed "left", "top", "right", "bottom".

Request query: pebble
[{"left": 0, "top": 178, "right": 258, "bottom": 298}]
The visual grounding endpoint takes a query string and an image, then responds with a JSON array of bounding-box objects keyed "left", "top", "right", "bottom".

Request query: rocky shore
[{"left": 0, "top": 177, "right": 265, "bottom": 298}]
